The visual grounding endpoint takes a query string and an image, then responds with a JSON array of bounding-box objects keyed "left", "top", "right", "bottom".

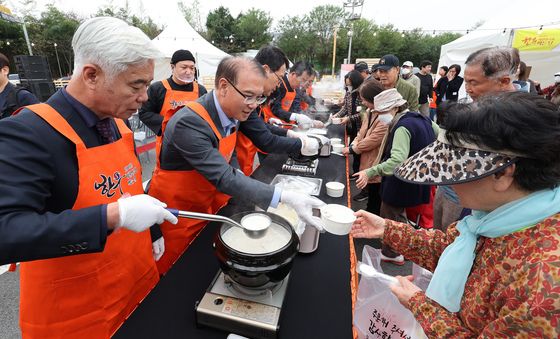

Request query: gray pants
[
  {"left": 419, "top": 103, "right": 430, "bottom": 117},
  {"left": 433, "top": 187, "right": 463, "bottom": 232},
  {"left": 380, "top": 201, "right": 408, "bottom": 258}
]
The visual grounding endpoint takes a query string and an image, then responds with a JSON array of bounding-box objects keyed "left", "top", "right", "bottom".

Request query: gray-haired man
[{"left": 0, "top": 17, "right": 177, "bottom": 337}]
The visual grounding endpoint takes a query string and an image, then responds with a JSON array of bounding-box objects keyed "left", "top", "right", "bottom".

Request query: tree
[
  {"left": 95, "top": 4, "right": 163, "bottom": 39},
  {"left": 234, "top": 8, "right": 272, "bottom": 52},
  {"left": 276, "top": 5, "right": 346, "bottom": 74},
  {"left": 0, "top": 19, "right": 27, "bottom": 62},
  {"left": 23, "top": 5, "right": 80, "bottom": 78},
  {"left": 178, "top": 0, "right": 205, "bottom": 35},
  {"left": 206, "top": 6, "right": 236, "bottom": 53},
  {"left": 305, "top": 5, "right": 346, "bottom": 73},
  {"left": 276, "top": 16, "right": 315, "bottom": 62}
]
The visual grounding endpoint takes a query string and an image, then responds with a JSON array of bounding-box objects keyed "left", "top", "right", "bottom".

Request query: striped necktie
[{"left": 95, "top": 119, "right": 115, "bottom": 144}]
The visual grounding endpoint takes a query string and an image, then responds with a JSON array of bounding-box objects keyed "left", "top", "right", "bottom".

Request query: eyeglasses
[
  {"left": 272, "top": 71, "right": 284, "bottom": 86},
  {"left": 224, "top": 78, "right": 266, "bottom": 105}
]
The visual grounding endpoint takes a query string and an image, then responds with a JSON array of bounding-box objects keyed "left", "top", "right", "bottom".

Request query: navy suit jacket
[{"left": 0, "top": 90, "right": 121, "bottom": 264}]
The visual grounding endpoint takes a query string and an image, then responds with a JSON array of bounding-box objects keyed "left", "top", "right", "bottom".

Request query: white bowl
[
  {"left": 332, "top": 143, "right": 344, "bottom": 153},
  {"left": 320, "top": 204, "right": 356, "bottom": 235},
  {"left": 331, "top": 117, "right": 343, "bottom": 125},
  {"left": 330, "top": 137, "right": 342, "bottom": 145},
  {"left": 325, "top": 181, "right": 345, "bottom": 198}
]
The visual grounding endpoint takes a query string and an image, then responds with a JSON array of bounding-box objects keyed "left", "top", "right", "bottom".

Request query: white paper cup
[
  {"left": 326, "top": 181, "right": 345, "bottom": 198},
  {"left": 332, "top": 143, "right": 344, "bottom": 153},
  {"left": 330, "top": 137, "right": 342, "bottom": 145},
  {"left": 332, "top": 117, "right": 343, "bottom": 125},
  {"left": 320, "top": 204, "right": 356, "bottom": 235}
]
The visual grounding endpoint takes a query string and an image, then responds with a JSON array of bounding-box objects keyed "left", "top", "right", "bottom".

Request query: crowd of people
[{"left": 0, "top": 14, "right": 559, "bottom": 339}]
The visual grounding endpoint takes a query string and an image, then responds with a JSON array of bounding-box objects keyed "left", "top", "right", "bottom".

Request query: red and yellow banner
[{"left": 513, "top": 29, "right": 560, "bottom": 51}]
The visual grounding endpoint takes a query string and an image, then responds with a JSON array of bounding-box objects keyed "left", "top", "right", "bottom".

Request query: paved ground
[{"left": 0, "top": 151, "right": 408, "bottom": 338}]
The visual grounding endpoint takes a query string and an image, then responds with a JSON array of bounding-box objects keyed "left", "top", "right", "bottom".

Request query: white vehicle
[{"left": 8, "top": 74, "right": 20, "bottom": 86}]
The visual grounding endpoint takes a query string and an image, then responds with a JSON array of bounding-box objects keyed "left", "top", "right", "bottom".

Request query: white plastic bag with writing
[{"left": 354, "top": 246, "right": 427, "bottom": 339}]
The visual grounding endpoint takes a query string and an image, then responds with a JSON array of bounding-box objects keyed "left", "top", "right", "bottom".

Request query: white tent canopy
[
  {"left": 151, "top": 14, "right": 229, "bottom": 82},
  {"left": 438, "top": 9, "right": 560, "bottom": 99}
]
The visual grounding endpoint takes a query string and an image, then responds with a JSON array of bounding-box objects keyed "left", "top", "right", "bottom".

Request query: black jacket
[
  {"left": 0, "top": 90, "right": 117, "bottom": 264},
  {"left": 435, "top": 76, "right": 464, "bottom": 104},
  {"left": 138, "top": 77, "right": 207, "bottom": 135}
]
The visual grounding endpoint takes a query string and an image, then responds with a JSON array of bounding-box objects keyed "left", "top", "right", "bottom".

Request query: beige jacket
[{"left": 351, "top": 109, "right": 389, "bottom": 183}]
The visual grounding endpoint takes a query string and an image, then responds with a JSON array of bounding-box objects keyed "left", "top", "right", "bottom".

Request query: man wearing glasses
[
  {"left": 148, "top": 56, "right": 325, "bottom": 274},
  {"left": 268, "top": 61, "right": 323, "bottom": 128},
  {"left": 236, "top": 46, "right": 311, "bottom": 175}
]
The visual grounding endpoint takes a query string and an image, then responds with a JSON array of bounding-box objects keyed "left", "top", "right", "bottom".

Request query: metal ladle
[{"left": 166, "top": 208, "right": 271, "bottom": 239}]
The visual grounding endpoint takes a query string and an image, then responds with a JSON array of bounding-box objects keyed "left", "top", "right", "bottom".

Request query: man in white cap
[{"left": 401, "top": 60, "right": 420, "bottom": 97}]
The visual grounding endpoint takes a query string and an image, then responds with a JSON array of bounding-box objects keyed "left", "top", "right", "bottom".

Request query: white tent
[
  {"left": 438, "top": 9, "right": 560, "bottom": 99},
  {"left": 151, "top": 14, "right": 229, "bottom": 82}
]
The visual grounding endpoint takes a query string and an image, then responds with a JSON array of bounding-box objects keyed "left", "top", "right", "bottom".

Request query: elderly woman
[
  {"left": 354, "top": 88, "right": 438, "bottom": 265},
  {"left": 342, "top": 79, "right": 387, "bottom": 211},
  {"left": 351, "top": 91, "right": 560, "bottom": 337}
]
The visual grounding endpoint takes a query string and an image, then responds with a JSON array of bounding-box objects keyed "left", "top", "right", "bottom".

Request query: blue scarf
[{"left": 426, "top": 186, "right": 560, "bottom": 312}]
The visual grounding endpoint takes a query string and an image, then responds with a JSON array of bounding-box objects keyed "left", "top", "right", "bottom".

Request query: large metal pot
[{"left": 213, "top": 211, "right": 299, "bottom": 289}]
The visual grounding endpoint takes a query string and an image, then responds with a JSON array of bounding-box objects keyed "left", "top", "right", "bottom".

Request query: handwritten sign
[
  {"left": 513, "top": 29, "right": 560, "bottom": 51},
  {"left": 365, "top": 308, "right": 413, "bottom": 339}
]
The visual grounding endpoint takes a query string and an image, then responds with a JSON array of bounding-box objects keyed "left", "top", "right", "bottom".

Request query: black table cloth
[{"left": 115, "top": 125, "right": 354, "bottom": 339}]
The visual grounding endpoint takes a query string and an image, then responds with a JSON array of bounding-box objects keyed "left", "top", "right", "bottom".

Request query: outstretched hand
[{"left": 350, "top": 209, "right": 386, "bottom": 239}]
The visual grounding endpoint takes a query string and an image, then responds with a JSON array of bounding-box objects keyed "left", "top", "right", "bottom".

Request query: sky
[{"left": 4, "top": 0, "right": 557, "bottom": 33}]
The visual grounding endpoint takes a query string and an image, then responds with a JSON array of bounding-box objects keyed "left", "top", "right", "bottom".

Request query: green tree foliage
[
  {"left": 234, "top": 9, "right": 272, "bottom": 52},
  {"left": 276, "top": 6, "right": 462, "bottom": 74},
  {"left": 0, "top": 20, "right": 27, "bottom": 62},
  {"left": 95, "top": 5, "right": 163, "bottom": 39},
  {"left": 277, "top": 5, "right": 346, "bottom": 73},
  {"left": 22, "top": 5, "right": 80, "bottom": 78},
  {"left": 206, "top": 6, "right": 236, "bottom": 52}
]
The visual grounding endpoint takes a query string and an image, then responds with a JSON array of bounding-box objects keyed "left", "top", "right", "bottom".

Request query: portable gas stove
[
  {"left": 281, "top": 157, "right": 318, "bottom": 176},
  {"left": 196, "top": 271, "right": 290, "bottom": 339}
]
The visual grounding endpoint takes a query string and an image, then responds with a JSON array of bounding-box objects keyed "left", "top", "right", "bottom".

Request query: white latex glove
[
  {"left": 268, "top": 117, "right": 283, "bottom": 126},
  {"left": 290, "top": 113, "right": 313, "bottom": 126},
  {"left": 117, "top": 194, "right": 178, "bottom": 232},
  {"left": 152, "top": 236, "right": 165, "bottom": 261},
  {"left": 312, "top": 120, "right": 324, "bottom": 128},
  {"left": 300, "top": 135, "right": 320, "bottom": 156},
  {"left": 286, "top": 129, "right": 304, "bottom": 139},
  {"left": 280, "top": 190, "right": 326, "bottom": 231}
]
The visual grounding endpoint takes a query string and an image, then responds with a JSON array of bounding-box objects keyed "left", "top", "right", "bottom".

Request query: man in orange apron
[
  {"left": 295, "top": 71, "right": 317, "bottom": 112},
  {"left": 149, "top": 56, "right": 326, "bottom": 275},
  {"left": 235, "top": 46, "right": 304, "bottom": 176},
  {"left": 267, "top": 61, "right": 323, "bottom": 128},
  {"left": 138, "top": 49, "right": 207, "bottom": 161},
  {"left": 0, "top": 17, "right": 177, "bottom": 337}
]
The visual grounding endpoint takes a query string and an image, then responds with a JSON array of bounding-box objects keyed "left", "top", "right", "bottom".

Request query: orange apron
[
  {"left": 429, "top": 91, "right": 437, "bottom": 109},
  {"left": 19, "top": 104, "right": 158, "bottom": 338},
  {"left": 300, "top": 86, "right": 313, "bottom": 111},
  {"left": 263, "top": 77, "right": 296, "bottom": 126},
  {"left": 149, "top": 102, "right": 236, "bottom": 275},
  {"left": 235, "top": 104, "right": 269, "bottom": 176},
  {"left": 155, "top": 79, "right": 199, "bottom": 167}
]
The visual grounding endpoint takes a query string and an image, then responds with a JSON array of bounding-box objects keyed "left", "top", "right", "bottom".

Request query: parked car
[{"left": 8, "top": 74, "right": 20, "bottom": 86}]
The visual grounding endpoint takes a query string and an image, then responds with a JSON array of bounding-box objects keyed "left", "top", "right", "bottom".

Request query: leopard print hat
[{"left": 394, "top": 129, "right": 521, "bottom": 185}]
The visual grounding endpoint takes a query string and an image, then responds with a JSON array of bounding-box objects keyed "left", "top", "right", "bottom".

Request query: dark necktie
[{"left": 95, "top": 119, "right": 115, "bottom": 144}]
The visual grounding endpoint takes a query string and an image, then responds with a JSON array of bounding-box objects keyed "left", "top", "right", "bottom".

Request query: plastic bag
[
  {"left": 354, "top": 246, "right": 427, "bottom": 339},
  {"left": 412, "top": 263, "right": 433, "bottom": 292}
]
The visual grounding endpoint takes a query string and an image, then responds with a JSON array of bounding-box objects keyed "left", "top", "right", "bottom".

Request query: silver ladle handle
[
  {"left": 166, "top": 208, "right": 243, "bottom": 229},
  {"left": 165, "top": 208, "right": 269, "bottom": 239}
]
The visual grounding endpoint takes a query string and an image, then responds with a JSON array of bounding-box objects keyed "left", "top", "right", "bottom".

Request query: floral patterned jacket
[{"left": 384, "top": 213, "right": 560, "bottom": 338}]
